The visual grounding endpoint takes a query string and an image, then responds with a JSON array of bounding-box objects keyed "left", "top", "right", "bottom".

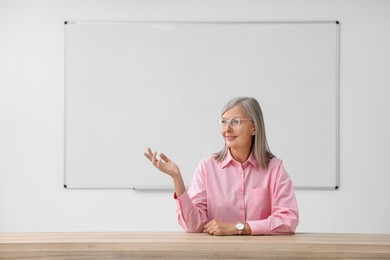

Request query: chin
[{"left": 225, "top": 143, "right": 237, "bottom": 149}]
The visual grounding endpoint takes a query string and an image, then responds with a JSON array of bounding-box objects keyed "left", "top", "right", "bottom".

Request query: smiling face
[{"left": 220, "top": 106, "right": 255, "bottom": 160}]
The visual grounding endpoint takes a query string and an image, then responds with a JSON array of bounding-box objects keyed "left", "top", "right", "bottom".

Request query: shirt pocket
[{"left": 247, "top": 188, "right": 271, "bottom": 220}]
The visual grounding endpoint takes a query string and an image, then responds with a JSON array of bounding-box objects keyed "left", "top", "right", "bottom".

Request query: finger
[
  {"left": 204, "top": 221, "right": 216, "bottom": 234},
  {"left": 147, "top": 149, "right": 156, "bottom": 164},
  {"left": 144, "top": 148, "right": 154, "bottom": 160},
  {"left": 204, "top": 220, "right": 213, "bottom": 229},
  {"left": 207, "top": 226, "right": 216, "bottom": 235},
  {"left": 204, "top": 225, "right": 211, "bottom": 234},
  {"left": 144, "top": 152, "right": 152, "bottom": 161},
  {"left": 205, "top": 219, "right": 217, "bottom": 228},
  {"left": 156, "top": 158, "right": 163, "bottom": 167},
  {"left": 152, "top": 152, "right": 159, "bottom": 164},
  {"left": 148, "top": 148, "right": 156, "bottom": 159},
  {"left": 160, "top": 153, "right": 170, "bottom": 163}
]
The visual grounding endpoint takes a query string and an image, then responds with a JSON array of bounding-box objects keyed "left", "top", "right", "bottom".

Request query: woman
[{"left": 144, "top": 97, "right": 299, "bottom": 235}]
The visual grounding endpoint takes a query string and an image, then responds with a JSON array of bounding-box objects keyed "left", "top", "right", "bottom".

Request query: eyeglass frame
[{"left": 218, "top": 117, "right": 253, "bottom": 128}]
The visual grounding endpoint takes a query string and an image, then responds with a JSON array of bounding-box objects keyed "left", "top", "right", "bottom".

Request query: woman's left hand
[{"left": 204, "top": 219, "right": 237, "bottom": 236}]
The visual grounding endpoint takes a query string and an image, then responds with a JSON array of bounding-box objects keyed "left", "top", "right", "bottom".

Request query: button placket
[{"left": 238, "top": 166, "right": 245, "bottom": 220}]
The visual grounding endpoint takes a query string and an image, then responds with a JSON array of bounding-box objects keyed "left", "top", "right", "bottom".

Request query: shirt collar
[{"left": 221, "top": 149, "right": 259, "bottom": 169}]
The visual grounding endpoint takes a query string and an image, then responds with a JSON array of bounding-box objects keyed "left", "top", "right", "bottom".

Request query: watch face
[{"left": 236, "top": 223, "right": 244, "bottom": 230}]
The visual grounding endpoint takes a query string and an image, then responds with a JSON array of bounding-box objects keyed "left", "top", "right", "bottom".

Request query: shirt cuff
[
  {"left": 246, "top": 220, "right": 270, "bottom": 235},
  {"left": 174, "top": 191, "right": 193, "bottom": 212},
  {"left": 247, "top": 218, "right": 296, "bottom": 235}
]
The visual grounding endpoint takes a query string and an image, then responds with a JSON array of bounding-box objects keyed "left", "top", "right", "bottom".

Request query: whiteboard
[{"left": 64, "top": 21, "right": 340, "bottom": 190}]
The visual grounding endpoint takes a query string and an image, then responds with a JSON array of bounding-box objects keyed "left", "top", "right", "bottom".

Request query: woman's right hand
[{"left": 144, "top": 147, "right": 181, "bottom": 180}]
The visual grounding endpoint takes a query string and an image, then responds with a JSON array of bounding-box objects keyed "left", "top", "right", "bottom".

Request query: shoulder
[
  {"left": 267, "top": 157, "right": 292, "bottom": 182},
  {"left": 194, "top": 155, "right": 221, "bottom": 175},
  {"left": 198, "top": 155, "right": 219, "bottom": 168},
  {"left": 268, "top": 156, "right": 283, "bottom": 169},
  {"left": 266, "top": 157, "right": 288, "bottom": 176}
]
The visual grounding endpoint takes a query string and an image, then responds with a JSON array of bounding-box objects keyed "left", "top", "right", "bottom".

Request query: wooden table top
[{"left": 0, "top": 232, "right": 389, "bottom": 259}]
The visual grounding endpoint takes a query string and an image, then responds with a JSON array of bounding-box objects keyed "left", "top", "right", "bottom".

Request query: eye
[
  {"left": 231, "top": 118, "right": 241, "bottom": 126},
  {"left": 219, "top": 118, "right": 228, "bottom": 126}
]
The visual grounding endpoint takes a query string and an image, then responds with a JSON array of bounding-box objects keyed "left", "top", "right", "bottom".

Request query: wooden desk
[{"left": 0, "top": 232, "right": 389, "bottom": 259}]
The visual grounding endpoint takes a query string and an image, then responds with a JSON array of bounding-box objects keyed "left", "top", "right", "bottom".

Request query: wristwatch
[{"left": 235, "top": 222, "right": 245, "bottom": 235}]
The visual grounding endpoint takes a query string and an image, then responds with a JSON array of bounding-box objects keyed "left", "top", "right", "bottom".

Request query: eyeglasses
[{"left": 218, "top": 117, "right": 252, "bottom": 128}]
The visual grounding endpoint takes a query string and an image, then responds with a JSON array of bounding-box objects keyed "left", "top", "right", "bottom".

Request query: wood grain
[{"left": 0, "top": 232, "right": 389, "bottom": 259}]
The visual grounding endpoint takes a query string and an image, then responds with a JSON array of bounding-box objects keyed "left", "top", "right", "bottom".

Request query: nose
[{"left": 222, "top": 123, "right": 233, "bottom": 132}]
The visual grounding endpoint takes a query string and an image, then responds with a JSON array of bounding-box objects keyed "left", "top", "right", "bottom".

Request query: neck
[{"left": 230, "top": 147, "right": 251, "bottom": 164}]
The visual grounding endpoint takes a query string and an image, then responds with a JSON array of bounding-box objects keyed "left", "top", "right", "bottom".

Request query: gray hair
[{"left": 214, "top": 97, "right": 274, "bottom": 169}]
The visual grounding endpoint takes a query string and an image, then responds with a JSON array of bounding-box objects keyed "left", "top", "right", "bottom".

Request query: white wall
[{"left": 0, "top": 0, "right": 389, "bottom": 233}]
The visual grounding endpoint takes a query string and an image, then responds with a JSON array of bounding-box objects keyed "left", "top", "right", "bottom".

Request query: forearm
[
  {"left": 172, "top": 173, "right": 186, "bottom": 197},
  {"left": 175, "top": 191, "right": 208, "bottom": 233},
  {"left": 247, "top": 213, "right": 298, "bottom": 235}
]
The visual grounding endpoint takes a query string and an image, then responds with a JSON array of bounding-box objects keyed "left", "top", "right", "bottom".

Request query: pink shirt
[{"left": 175, "top": 150, "right": 299, "bottom": 235}]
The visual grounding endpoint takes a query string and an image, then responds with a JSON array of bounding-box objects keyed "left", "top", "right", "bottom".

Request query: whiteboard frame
[{"left": 64, "top": 20, "right": 340, "bottom": 190}]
